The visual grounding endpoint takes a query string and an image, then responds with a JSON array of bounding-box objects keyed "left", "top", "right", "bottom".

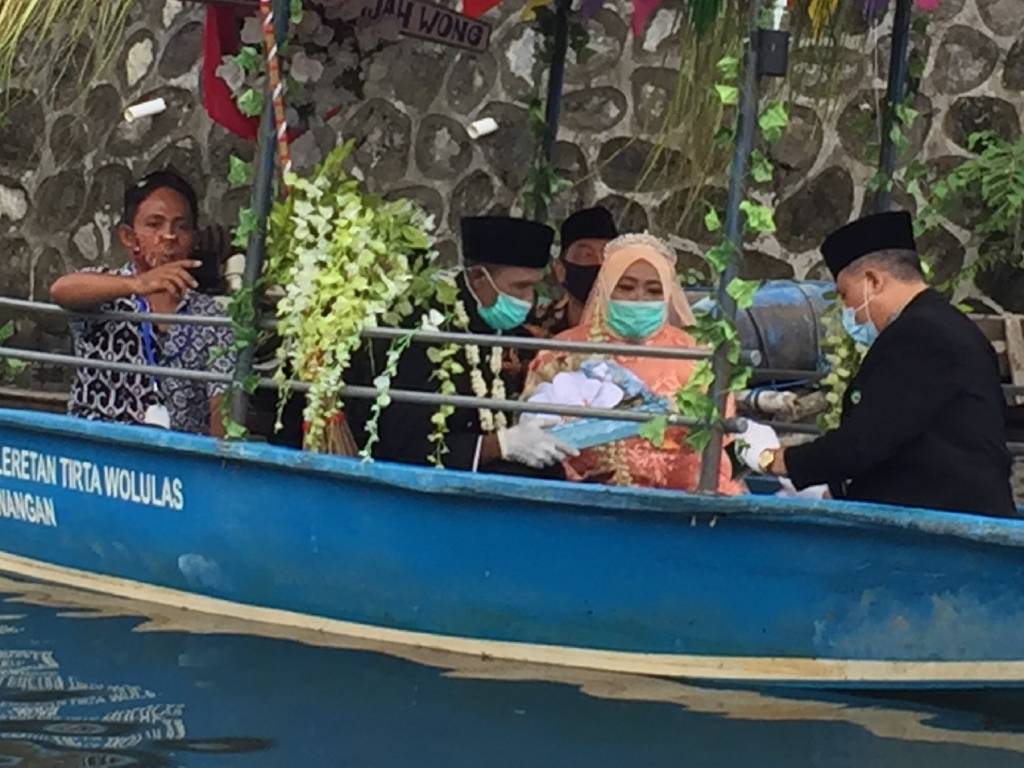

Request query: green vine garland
[
  {"left": 645, "top": 55, "right": 786, "bottom": 453},
  {"left": 0, "top": 321, "right": 24, "bottom": 384}
]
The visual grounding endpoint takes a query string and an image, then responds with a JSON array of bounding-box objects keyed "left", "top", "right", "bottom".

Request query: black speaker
[{"left": 757, "top": 29, "right": 789, "bottom": 78}]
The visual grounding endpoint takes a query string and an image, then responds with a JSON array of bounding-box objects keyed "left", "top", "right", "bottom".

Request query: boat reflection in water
[{"left": 1, "top": 574, "right": 1024, "bottom": 767}]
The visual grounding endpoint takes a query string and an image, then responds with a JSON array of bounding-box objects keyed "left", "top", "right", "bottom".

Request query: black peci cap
[
  {"left": 460, "top": 216, "right": 554, "bottom": 269},
  {"left": 123, "top": 169, "right": 199, "bottom": 227},
  {"left": 821, "top": 211, "right": 917, "bottom": 279},
  {"left": 560, "top": 206, "right": 618, "bottom": 251}
]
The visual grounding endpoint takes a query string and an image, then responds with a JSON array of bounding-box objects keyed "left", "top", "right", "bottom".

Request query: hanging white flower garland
[{"left": 454, "top": 299, "right": 508, "bottom": 433}]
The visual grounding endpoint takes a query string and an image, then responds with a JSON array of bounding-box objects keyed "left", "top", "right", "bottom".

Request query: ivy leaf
[
  {"left": 686, "top": 427, "right": 713, "bottom": 453},
  {"left": 224, "top": 418, "right": 248, "bottom": 440},
  {"left": 689, "top": 361, "right": 715, "bottom": 391},
  {"left": 704, "top": 241, "right": 735, "bottom": 273},
  {"left": 704, "top": 205, "right": 722, "bottom": 233},
  {"left": 638, "top": 416, "right": 668, "bottom": 448},
  {"left": 750, "top": 149, "right": 773, "bottom": 184},
  {"left": 290, "top": 0, "right": 304, "bottom": 24},
  {"left": 758, "top": 101, "right": 789, "bottom": 143},
  {"left": 739, "top": 200, "right": 776, "bottom": 234},
  {"left": 895, "top": 104, "right": 919, "bottom": 126},
  {"left": 233, "top": 207, "right": 256, "bottom": 248},
  {"left": 233, "top": 46, "right": 263, "bottom": 75},
  {"left": 236, "top": 88, "right": 264, "bottom": 118},
  {"left": 716, "top": 55, "right": 739, "bottom": 80},
  {"left": 714, "top": 84, "right": 739, "bottom": 106},
  {"left": 729, "top": 365, "right": 753, "bottom": 390},
  {"left": 228, "top": 155, "right": 254, "bottom": 187},
  {"left": 242, "top": 373, "right": 260, "bottom": 395},
  {"left": 726, "top": 277, "right": 760, "bottom": 310}
]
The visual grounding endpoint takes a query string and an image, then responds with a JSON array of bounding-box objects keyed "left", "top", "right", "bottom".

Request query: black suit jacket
[
  {"left": 786, "top": 289, "right": 1016, "bottom": 518},
  {"left": 371, "top": 275, "right": 561, "bottom": 479}
]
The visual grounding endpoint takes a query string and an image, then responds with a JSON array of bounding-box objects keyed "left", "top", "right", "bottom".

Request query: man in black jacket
[
  {"left": 373, "top": 216, "right": 576, "bottom": 476},
  {"left": 742, "top": 211, "right": 1016, "bottom": 518}
]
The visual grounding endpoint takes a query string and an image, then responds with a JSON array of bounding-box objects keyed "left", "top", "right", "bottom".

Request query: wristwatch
[{"left": 758, "top": 448, "right": 778, "bottom": 473}]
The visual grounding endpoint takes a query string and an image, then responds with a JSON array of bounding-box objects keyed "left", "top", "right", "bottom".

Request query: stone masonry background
[{"left": 1, "top": 0, "right": 1022, "bottom": 409}]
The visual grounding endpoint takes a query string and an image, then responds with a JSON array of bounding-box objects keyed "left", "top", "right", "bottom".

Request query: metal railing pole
[
  {"left": 229, "top": 0, "right": 290, "bottom": 426},
  {"left": 533, "top": 0, "right": 570, "bottom": 223},
  {"left": 872, "top": 0, "right": 913, "bottom": 214},
  {"left": 0, "top": 297, "right": 759, "bottom": 364},
  {"left": 697, "top": 0, "right": 763, "bottom": 492},
  {"left": 0, "top": 346, "right": 742, "bottom": 431}
]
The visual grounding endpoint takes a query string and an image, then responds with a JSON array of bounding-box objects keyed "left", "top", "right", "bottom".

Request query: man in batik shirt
[{"left": 50, "top": 170, "right": 234, "bottom": 436}]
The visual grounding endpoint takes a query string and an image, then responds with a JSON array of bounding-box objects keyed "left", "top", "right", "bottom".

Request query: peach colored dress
[{"left": 527, "top": 323, "right": 744, "bottom": 495}]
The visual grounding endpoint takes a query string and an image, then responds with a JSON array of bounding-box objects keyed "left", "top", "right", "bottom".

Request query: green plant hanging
[
  {"left": 265, "top": 142, "right": 444, "bottom": 452},
  {"left": 0, "top": 0, "right": 135, "bottom": 94}
]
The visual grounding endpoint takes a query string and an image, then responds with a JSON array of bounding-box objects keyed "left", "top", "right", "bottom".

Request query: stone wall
[{"left": 3, "top": 0, "right": 1024, "bottom": 376}]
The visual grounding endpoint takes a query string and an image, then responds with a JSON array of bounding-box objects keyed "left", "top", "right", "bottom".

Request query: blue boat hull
[{"left": 1, "top": 409, "right": 1023, "bottom": 688}]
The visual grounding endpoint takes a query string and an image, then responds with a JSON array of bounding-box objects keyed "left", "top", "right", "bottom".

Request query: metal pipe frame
[
  {"left": 533, "top": 0, "right": 571, "bottom": 222},
  {"left": 697, "top": 0, "right": 763, "bottom": 492},
  {"left": 0, "top": 346, "right": 743, "bottom": 432},
  {"left": 0, "top": 297, "right": 759, "bottom": 364},
  {"left": 11, "top": 298, "right": 1021, "bottom": 395},
  {"left": 872, "top": 0, "right": 913, "bottom": 213},
  {"left": 229, "top": 0, "right": 290, "bottom": 425}
]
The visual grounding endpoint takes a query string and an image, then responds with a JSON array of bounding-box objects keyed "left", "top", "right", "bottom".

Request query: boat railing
[
  {"left": 0, "top": 296, "right": 758, "bottom": 365},
  {"left": 3, "top": 296, "right": 1023, "bottom": 449},
  {"left": 0, "top": 296, "right": 753, "bottom": 432}
]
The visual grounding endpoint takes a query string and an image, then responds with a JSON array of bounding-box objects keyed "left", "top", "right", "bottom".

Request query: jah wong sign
[{"left": 359, "top": 0, "right": 492, "bottom": 53}]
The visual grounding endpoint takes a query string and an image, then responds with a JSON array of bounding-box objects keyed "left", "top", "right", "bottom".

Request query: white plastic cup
[
  {"left": 123, "top": 98, "right": 167, "bottom": 123},
  {"left": 467, "top": 117, "right": 498, "bottom": 140}
]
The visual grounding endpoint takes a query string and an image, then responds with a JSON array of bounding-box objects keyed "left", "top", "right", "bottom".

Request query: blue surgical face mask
[
  {"left": 841, "top": 281, "right": 878, "bottom": 347},
  {"left": 607, "top": 300, "right": 667, "bottom": 340},
  {"left": 475, "top": 268, "right": 532, "bottom": 331}
]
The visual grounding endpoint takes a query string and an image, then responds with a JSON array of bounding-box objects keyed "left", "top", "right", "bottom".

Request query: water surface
[{"left": 1, "top": 575, "right": 1023, "bottom": 766}]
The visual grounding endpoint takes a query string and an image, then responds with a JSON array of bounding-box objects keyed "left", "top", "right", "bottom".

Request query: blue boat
[{"left": 1, "top": 408, "right": 1022, "bottom": 690}]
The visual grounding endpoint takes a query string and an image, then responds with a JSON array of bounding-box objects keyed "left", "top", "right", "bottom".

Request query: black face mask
[{"left": 562, "top": 262, "right": 600, "bottom": 303}]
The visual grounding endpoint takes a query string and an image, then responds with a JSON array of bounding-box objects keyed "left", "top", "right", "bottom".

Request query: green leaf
[
  {"left": 739, "top": 200, "right": 776, "bottom": 234},
  {"left": 714, "top": 84, "right": 739, "bottom": 106},
  {"left": 0, "top": 320, "right": 14, "bottom": 343},
  {"left": 715, "top": 55, "right": 739, "bottom": 80},
  {"left": 638, "top": 416, "right": 668, "bottom": 448},
  {"left": 236, "top": 88, "right": 264, "bottom": 118},
  {"left": 758, "top": 101, "right": 789, "bottom": 143},
  {"left": 233, "top": 46, "right": 263, "bottom": 75},
  {"left": 224, "top": 418, "right": 248, "bottom": 440},
  {"left": 703, "top": 205, "right": 722, "bottom": 233},
  {"left": 894, "top": 104, "right": 919, "bottom": 126},
  {"left": 729, "top": 365, "right": 752, "bottom": 390},
  {"left": 750, "top": 149, "right": 773, "bottom": 184},
  {"left": 228, "top": 155, "right": 254, "bottom": 187},
  {"left": 726, "top": 277, "right": 760, "bottom": 310},
  {"left": 233, "top": 207, "right": 256, "bottom": 248},
  {"left": 290, "top": 0, "right": 304, "bottom": 24},
  {"left": 704, "top": 241, "right": 735, "bottom": 273},
  {"left": 686, "top": 427, "right": 712, "bottom": 453}
]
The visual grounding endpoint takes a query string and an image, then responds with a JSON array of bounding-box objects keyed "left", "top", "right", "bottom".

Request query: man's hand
[{"left": 129, "top": 260, "right": 201, "bottom": 299}]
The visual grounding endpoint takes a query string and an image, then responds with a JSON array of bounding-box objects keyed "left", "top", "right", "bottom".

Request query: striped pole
[{"left": 259, "top": 0, "right": 292, "bottom": 182}]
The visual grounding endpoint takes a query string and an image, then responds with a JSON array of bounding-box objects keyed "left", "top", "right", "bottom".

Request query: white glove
[
  {"left": 497, "top": 423, "right": 579, "bottom": 469},
  {"left": 734, "top": 420, "right": 781, "bottom": 473},
  {"left": 775, "top": 477, "right": 830, "bottom": 500}
]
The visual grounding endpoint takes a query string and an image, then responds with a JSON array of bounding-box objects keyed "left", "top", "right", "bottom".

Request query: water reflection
[{"left": 1, "top": 575, "right": 1024, "bottom": 766}]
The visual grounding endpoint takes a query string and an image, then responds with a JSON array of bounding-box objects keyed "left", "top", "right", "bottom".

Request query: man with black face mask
[{"left": 527, "top": 206, "right": 618, "bottom": 339}]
